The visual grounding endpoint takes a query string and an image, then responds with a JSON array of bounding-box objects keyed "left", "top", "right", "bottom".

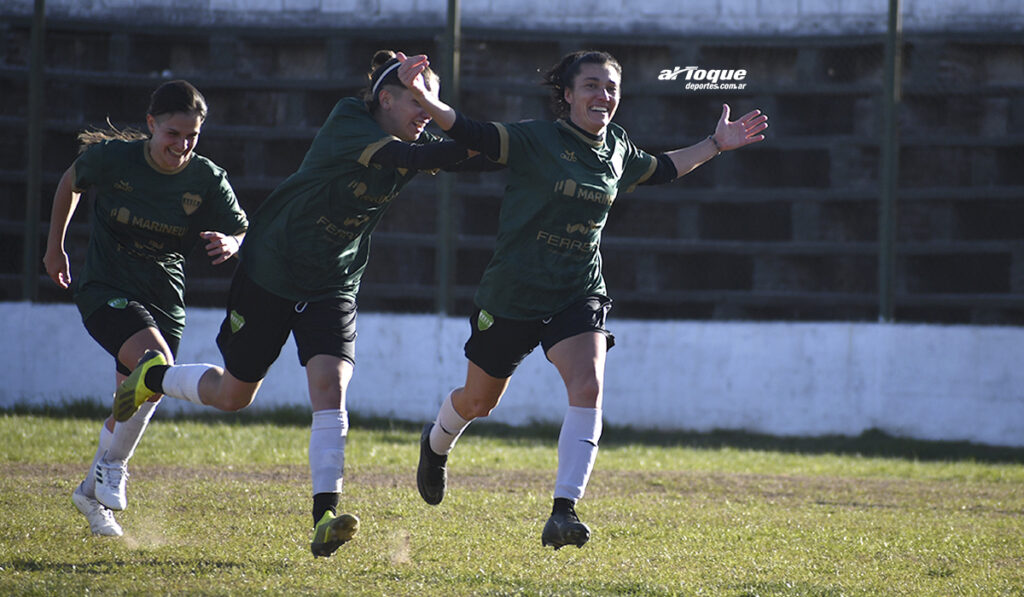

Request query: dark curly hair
[{"left": 542, "top": 50, "right": 622, "bottom": 119}]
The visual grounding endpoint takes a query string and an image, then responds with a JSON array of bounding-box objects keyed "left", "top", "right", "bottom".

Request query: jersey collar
[
  {"left": 557, "top": 119, "right": 605, "bottom": 148},
  {"left": 143, "top": 140, "right": 192, "bottom": 175}
]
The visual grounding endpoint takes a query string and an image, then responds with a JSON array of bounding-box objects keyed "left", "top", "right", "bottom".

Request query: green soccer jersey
[
  {"left": 475, "top": 119, "right": 657, "bottom": 320},
  {"left": 239, "top": 97, "right": 443, "bottom": 302},
  {"left": 71, "top": 139, "right": 248, "bottom": 339}
]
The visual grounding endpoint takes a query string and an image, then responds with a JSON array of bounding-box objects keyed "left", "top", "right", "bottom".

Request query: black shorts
[
  {"left": 216, "top": 267, "right": 358, "bottom": 383},
  {"left": 83, "top": 301, "right": 180, "bottom": 375},
  {"left": 464, "top": 295, "right": 614, "bottom": 379}
]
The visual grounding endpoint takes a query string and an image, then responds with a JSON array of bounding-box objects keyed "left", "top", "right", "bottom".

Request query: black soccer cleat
[
  {"left": 542, "top": 502, "right": 591, "bottom": 549},
  {"left": 416, "top": 423, "right": 448, "bottom": 505}
]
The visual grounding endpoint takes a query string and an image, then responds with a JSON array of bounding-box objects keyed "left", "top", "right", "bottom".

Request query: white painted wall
[
  {"left": 3, "top": 302, "right": 1022, "bottom": 447},
  {"left": 1, "top": 0, "right": 1021, "bottom": 33}
]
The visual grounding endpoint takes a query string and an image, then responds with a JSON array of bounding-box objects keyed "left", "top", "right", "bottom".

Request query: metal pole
[
  {"left": 878, "top": 0, "right": 902, "bottom": 321},
  {"left": 23, "top": 0, "right": 45, "bottom": 301},
  {"left": 435, "top": 0, "right": 460, "bottom": 314}
]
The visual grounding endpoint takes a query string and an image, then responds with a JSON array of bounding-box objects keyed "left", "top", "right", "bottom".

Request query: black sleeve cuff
[{"left": 641, "top": 153, "right": 679, "bottom": 186}]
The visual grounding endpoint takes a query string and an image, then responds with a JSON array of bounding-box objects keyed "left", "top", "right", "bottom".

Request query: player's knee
[
  {"left": 569, "top": 378, "right": 602, "bottom": 408},
  {"left": 217, "top": 379, "right": 258, "bottom": 412},
  {"left": 220, "top": 394, "right": 255, "bottom": 412},
  {"left": 460, "top": 394, "right": 500, "bottom": 419}
]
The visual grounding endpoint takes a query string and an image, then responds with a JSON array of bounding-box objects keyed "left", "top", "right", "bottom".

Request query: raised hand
[
  {"left": 396, "top": 52, "right": 434, "bottom": 99},
  {"left": 713, "top": 103, "right": 769, "bottom": 151}
]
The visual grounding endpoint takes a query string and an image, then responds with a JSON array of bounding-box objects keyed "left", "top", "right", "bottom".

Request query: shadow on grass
[{"left": 7, "top": 399, "right": 1024, "bottom": 465}]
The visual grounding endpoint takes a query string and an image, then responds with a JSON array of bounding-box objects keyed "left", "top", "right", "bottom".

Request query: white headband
[{"left": 371, "top": 61, "right": 402, "bottom": 99}]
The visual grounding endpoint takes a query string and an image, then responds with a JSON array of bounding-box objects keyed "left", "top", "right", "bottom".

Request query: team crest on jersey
[{"left": 181, "top": 192, "right": 202, "bottom": 215}]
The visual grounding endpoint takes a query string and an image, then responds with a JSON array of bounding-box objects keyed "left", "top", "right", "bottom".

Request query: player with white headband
[{"left": 111, "top": 50, "right": 500, "bottom": 558}]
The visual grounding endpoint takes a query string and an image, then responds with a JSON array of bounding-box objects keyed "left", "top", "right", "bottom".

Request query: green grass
[{"left": 2, "top": 408, "right": 1023, "bottom": 596}]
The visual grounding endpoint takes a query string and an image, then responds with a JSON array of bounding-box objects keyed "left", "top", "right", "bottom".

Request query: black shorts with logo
[
  {"left": 216, "top": 267, "right": 358, "bottom": 383},
  {"left": 464, "top": 295, "right": 614, "bottom": 379},
  {"left": 83, "top": 300, "right": 180, "bottom": 375}
]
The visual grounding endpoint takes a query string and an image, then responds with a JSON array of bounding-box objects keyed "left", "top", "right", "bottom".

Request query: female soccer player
[
  {"left": 112, "top": 51, "right": 499, "bottom": 557},
  {"left": 401, "top": 50, "right": 768, "bottom": 548},
  {"left": 43, "top": 80, "right": 248, "bottom": 537}
]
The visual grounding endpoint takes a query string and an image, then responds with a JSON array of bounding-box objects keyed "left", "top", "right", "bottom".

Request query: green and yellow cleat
[
  {"left": 113, "top": 350, "right": 166, "bottom": 422},
  {"left": 311, "top": 511, "right": 359, "bottom": 558}
]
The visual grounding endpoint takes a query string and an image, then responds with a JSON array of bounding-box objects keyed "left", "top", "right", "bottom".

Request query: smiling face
[
  {"left": 563, "top": 62, "right": 620, "bottom": 136},
  {"left": 375, "top": 77, "right": 434, "bottom": 142},
  {"left": 146, "top": 111, "right": 203, "bottom": 172}
]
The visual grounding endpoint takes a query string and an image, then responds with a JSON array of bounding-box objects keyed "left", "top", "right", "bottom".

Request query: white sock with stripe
[
  {"left": 82, "top": 423, "right": 114, "bottom": 497},
  {"left": 553, "top": 406, "right": 603, "bottom": 501}
]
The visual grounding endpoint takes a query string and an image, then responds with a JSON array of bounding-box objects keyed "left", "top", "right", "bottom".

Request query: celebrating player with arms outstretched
[{"left": 402, "top": 50, "right": 768, "bottom": 548}]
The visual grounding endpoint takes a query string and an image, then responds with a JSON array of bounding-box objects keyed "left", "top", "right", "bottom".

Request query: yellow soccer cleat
[
  {"left": 310, "top": 511, "right": 359, "bottom": 558},
  {"left": 112, "top": 350, "right": 166, "bottom": 422}
]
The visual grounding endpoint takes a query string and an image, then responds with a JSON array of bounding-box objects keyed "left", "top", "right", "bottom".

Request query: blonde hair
[{"left": 76, "top": 117, "right": 148, "bottom": 153}]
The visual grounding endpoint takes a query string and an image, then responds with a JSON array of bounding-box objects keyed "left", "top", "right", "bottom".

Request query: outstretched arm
[
  {"left": 43, "top": 166, "right": 81, "bottom": 289},
  {"left": 666, "top": 103, "right": 769, "bottom": 179}
]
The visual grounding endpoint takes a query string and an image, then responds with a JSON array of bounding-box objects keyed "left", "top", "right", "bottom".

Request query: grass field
[{"left": 1, "top": 406, "right": 1022, "bottom": 596}]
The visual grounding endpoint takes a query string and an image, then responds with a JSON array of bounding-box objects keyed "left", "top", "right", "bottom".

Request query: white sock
[
  {"left": 429, "top": 391, "right": 472, "bottom": 455},
  {"left": 309, "top": 409, "right": 348, "bottom": 495},
  {"left": 82, "top": 423, "right": 113, "bottom": 497},
  {"left": 161, "top": 364, "right": 213, "bottom": 405},
  {"left": 553, "top": 406, "right": 603, "bottom": 501},
  {"left": 106, "top": 400, "right": 158, "bottom": 462}
]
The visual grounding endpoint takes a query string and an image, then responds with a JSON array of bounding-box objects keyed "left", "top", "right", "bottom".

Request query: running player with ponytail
[{"left": 44, "top": 80, "right": 248, "bottom": 537}]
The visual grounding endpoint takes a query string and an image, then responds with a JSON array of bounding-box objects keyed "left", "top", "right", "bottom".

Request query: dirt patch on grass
[{"left": 7, "top": 462, "right": 1022, "bottom": 517}]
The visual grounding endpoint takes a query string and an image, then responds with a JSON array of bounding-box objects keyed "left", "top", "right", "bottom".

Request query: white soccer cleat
[
  {"left": 94, "top": 457, "right": 129, "bottom": 511},
  {"left": 72, "top": 484, "right": 123, "bottom": 536}
]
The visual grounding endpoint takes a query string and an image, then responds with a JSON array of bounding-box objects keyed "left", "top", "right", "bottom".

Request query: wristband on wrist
[{"left": 707, "top": 134, "right": 722, "bottom": 155}]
